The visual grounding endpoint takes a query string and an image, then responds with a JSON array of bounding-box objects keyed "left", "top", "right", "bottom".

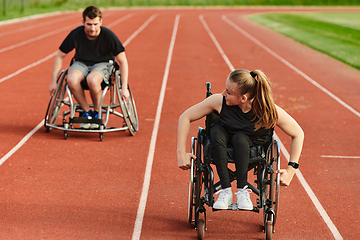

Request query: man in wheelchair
[
  {"left": 177, "top": 69, "right": 304, "bottom": 210},
  {"left": 48, "top": 5, "right": 129, "bottom": 129}
]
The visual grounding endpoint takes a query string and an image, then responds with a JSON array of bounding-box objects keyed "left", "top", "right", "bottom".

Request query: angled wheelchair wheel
[
  {"left": 193, "top": 130, "right": 207, "bottom": 239},
  {"left": 273, "top": 140, "right": 281, "bottom": 227},
  {"left": 188, "top": 156, "right": 196, "bottom": 224},
  {"left": 44, "top": 70, "right": 67, "bottom": 132},
  {"left": 115, "top": 72, "right": 139, "bottom": 136},
  {"left": 262, "top": 139, "right": 280, "bottom": 235}
]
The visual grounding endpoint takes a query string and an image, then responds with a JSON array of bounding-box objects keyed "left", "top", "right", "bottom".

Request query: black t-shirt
[
  {"left": 59, "top": 26, "right": 125, "bottom": 66},
  {"left": 218, "top": 96, "right": 273, "bottom": 145}
]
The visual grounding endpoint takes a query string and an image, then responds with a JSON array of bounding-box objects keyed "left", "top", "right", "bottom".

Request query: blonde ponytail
[
  {"left": 228, "top": 69, "right": 278, "bottom": 130},
  {"left": 250, "top": 70, "right": 278, "bottom": 130}
]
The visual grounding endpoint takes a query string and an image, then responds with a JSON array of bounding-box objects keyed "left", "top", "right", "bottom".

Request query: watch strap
[{"left": 288, "top": 162, "right": 299, "bottom": 169}]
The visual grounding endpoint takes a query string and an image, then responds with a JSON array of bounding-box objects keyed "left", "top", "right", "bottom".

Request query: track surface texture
[{"left": 0, "top": 7, "right": 359, "bottom": 240}]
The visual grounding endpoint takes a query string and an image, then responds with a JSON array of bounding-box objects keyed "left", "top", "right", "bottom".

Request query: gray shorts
[{"left": 69, "top": 61, "right": 114, "bottom": 84}]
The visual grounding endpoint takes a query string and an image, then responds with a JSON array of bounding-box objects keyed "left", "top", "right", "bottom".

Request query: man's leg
[
  {"left": 67, "top": 69, "right": 89, "bottom": 112},
  {"left": 86, "top": 71, "right": 103, "bottom": 113},
  {"left": 87, "top": 62, "right": 112, "bottom": 116}
]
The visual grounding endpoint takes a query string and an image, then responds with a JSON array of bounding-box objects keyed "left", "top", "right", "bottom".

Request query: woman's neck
[{"left": 239, "top": 100, "right": 253, "bottom": 113}]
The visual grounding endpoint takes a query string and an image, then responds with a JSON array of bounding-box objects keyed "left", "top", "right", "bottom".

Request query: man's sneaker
[
  {"left": 90, "top": 110, "right": 103, "bottom": 129},
  {"left": 235, "top": 185, "right": 253, "bottom": 210},
  {"left": 92, "top": 110, "right": 103, "bottom": 119},
  {"left": 80, "top": 110, "right": 93, "bottom": 129},
  {"left": 213, "top": 188, "right": 233, "bottom": 210}
]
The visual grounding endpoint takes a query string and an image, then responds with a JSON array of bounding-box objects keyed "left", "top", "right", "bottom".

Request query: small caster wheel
[
  {"left": 64, "top": 131, "right": 68, "bottom": 139},
  {"left": 265, "top": 220, "right": 273, "bottom": 240},
  {"left": 99, "top": 133, "right": 104, "bottom": 141},
  {"left": 197, "top": 219, "right": 205, "bottom": 240}
]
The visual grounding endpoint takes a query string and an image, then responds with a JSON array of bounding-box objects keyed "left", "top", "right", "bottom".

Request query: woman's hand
[
  {"left": 277, "top": 168, "right": 296, "bottom": 186},
  {"left": 177, "top": 151, "right": 196, "bottom": 170}
]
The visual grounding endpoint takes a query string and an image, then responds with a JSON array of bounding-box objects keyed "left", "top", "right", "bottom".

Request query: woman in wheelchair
[{"left": 177, "top": 69, "right": 304, "bottom": 210}]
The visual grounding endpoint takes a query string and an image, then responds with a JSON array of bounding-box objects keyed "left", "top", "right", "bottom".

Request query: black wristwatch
[{"left": 288, "top": 162, "right": 299, "bottom": 169}]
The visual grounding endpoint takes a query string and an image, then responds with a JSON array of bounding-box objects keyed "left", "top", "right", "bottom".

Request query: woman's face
[{"left": 222, "top": 78, "right": 243, "bottom": 106}]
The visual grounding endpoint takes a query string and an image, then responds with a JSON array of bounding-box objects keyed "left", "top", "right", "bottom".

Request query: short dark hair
[{"left": 82, "top": 6, "right": 102, "bottom": 21}]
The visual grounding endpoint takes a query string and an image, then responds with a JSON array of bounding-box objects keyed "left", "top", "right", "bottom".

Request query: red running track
[{"left": 0, "top": 7, "right": 360, "bottom": 240}]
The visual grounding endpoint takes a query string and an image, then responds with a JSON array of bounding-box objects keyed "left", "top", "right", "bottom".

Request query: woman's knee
[
  {"left": 210, "top": 125, "right": 229, "bottom": 148},
  {"left": 231, "top": 131, "right": 252, "bottom": 148}
]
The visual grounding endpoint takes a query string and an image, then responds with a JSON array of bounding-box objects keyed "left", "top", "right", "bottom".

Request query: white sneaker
[
  {"left": 235, "top": 186, "right": 253, "bottom": 210},
  {"left": 213, "top": 188, "right": 233, "bottom": 210}
]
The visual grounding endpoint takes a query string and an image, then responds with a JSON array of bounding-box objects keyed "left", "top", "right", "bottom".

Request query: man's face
[{"left": 83, "top": 16, "right": 102, "bottom": 39}]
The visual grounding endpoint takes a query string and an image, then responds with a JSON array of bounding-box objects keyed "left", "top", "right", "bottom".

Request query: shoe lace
[
  {"left": 216, "top": 189, "right": 230, "bottom": 202},
  {"left": 235, "top": 186, "right": 252, "bottom": 203}
]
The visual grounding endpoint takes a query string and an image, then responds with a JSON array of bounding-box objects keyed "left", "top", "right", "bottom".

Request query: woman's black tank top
[{"left": 218, "top": 96, "right": 273, "bottom": 145}]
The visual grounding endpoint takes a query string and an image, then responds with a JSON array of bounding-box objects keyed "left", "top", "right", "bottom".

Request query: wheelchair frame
[
  {"left": 44, "top": 62, "right": 139, "bottom": 141},
  {"left": 187, "top": 83, "right": 280, "bottom": 240}
]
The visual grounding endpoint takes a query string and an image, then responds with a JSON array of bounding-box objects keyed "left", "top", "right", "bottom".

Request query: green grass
[
  {"left": 248, "top": 12, "right": 360, "bottom": 70},
  {"left": 0, "top": 0, "right": 358, "bottom": 22}
]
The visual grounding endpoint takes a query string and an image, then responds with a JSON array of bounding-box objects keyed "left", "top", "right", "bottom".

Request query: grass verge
[{"left": 248, "top": 12, "right": 360, "bottom": 71}]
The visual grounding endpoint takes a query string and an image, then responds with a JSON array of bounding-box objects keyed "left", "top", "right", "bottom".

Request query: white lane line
[
  {"left": 0, "top": 14, "right": 78, "bottom": 38},
  {"left": 0, "top": 24, "right": 76, "bottom": 54},
  {"left": 200, "top": 14, "right": 343, "bottom": 240},
  {"left": 222, "top": 15, "right": 360, "bottom": 119},
  {"left": 321, "top": 155, "right": 360, "bottom": 159},
  {"left": 0, "top": 52, "right": 57, "bottom": 83},
  {"left": 0, "top": 121, "right": 44, "bottom": 165},
  {"left": 122, "top": 13, "right": 158, "bottom": 47},
  {"left": 275, "top": 134, "right": 343, "bottom": 240},
  {"left": 131, "top": 14, "right": 180, "bottom": 240},
  {"left": 199, "top": 15, "right": 234, "bottom": 71},
  {"left": 106, "top": 13, "right": 134, "bottom": 29}
]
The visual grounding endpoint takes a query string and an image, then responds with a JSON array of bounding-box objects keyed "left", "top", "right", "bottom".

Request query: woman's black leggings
[{"left": 210, "top": 123, "right": 253, "bottom": 189}]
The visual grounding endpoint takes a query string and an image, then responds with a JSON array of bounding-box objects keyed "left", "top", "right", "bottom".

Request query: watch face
[{"left": 289, "top": 162, "right": 299, "bottom": 169}]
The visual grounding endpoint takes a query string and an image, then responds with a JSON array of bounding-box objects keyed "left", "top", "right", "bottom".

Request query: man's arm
[
  {"left": 115, "top": 51, "right": 129, "bottom": 100},
  {"left": 49, "top": 50, "right": 67, "bottom": 95}
]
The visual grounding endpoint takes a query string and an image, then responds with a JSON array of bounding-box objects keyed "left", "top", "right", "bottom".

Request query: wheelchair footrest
[
  {"left": 212, "top": 204, "right": 259, "bottom": 212},
  {"left": 69, "top": 117, "right": 103, "bottom": 124}
]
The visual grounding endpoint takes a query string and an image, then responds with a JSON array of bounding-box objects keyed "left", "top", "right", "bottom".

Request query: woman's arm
[
  {"left": 275, "top": 105, "right": 305, "bottom": 186},
  {"left": 177, "top": 94, "right": 223, "bottom": 170}
]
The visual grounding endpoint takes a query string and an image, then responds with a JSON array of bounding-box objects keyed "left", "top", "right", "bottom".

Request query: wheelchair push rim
[
  {"left": 262, "top": 139, "right": 280, "bottom": 236},
  {"left": 115, "top": 71, "right": 139, "bottom": 136},
  {"left": 45, "top": 70, "right": 67, "bottom": 131},
  {"left": 188, "top": 153, "right": 195, "bottom": 224}
]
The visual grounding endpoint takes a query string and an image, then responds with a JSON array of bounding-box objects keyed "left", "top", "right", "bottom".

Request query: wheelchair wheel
[
  {"left": 197, "top": 219, "right": 205, "bottom": 240},
  {"left": 44, "top": 70, "right": 67, "bottom": 131},
  {"left": 115, "top": 72, "right": 139, "bottom": 136},
  {"left": 262, "top": 140, "right": 280, "bottom": 234},
  {"left": 188, "top": 157, "right": 195, "bottom": 224},
  {"left": 273, "top": 140, "right": 281, "bottom": 227},
  {"left": 265, "top": 214, "right": 273, "bottom": 240}
]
